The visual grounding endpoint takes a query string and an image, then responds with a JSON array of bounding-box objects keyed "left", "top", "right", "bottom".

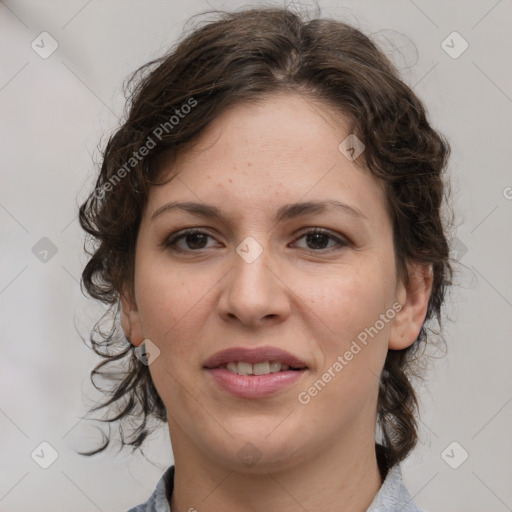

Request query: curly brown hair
[{"left": 78, "top": 5, "right": 452, "bottom": 466}]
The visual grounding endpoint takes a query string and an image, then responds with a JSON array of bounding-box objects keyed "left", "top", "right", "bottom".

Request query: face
[{"left": 121, "top": 93, "right": 431, "bottom": 473}]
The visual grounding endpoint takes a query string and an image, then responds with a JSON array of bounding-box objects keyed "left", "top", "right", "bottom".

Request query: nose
[{"left": 217, "top": 241, "right": 291, "bottom": 328}]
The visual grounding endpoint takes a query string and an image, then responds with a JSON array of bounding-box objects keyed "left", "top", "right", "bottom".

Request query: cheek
[
  {"left": 135, "top": 236, "right": 205, "bottom": 324},
  {"left": 134, "top": 266, "right": 213, "bottom": 414},
  {"left": 295, "top": 269, "right": 393, "bottom": 427},
  {"left": 297, "top": 261, "right": 397, "bottom": 349},
  {"left": 134, "top": 255, "right": 221, "bottom": 371}
]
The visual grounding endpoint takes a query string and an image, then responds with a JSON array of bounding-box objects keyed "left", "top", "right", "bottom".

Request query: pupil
[
  {"left": 187, "top": 233, "right": 208, "bottom": 249},
  {"left": 307, "top": 233, "right": 328, "bottom": 250}
]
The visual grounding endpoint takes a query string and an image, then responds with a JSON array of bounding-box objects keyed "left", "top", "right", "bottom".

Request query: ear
[
  {"left": 120, "top": 288, "right": 145, "bottom": 347},
  {"left": 388, "top": 262, "right": 433, "bottom": 350}
]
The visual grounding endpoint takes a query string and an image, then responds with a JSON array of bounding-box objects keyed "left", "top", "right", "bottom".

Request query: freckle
[
  {"left": 247, "top": 162, "right": 252, "bottom": 166},
  {"left": 228, "top": 178, "right": 232, "bottom": 183}
]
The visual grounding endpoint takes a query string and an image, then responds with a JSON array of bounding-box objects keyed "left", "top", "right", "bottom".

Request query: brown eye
[
  {"left": 292, "top": 229, "right": 348, "bottom": 251},
  {"left": 162, "top": 227, "right": 348, "bottom": 254},
  {"left": 164, "top": 229, "right": 217, "bottom": 252}
]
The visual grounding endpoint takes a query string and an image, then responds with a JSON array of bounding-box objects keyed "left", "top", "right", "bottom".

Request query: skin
[{"left": 121, "top": 93, "right": 432, "bottom": 512}]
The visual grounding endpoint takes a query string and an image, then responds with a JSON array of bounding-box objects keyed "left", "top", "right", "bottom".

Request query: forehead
[
  {"left": 145, "top": 93, "right": 388, "bottom": 225},
  {"left": 177, "top": 93, "right": 353, "bottom": 168}
]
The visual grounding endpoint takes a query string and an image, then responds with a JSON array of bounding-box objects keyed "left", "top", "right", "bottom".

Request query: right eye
[{"left": 163, "top": 229, "right": 219, "bottom": 253}]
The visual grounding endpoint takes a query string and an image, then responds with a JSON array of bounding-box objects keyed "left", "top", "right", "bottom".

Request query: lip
[
  {"left": 203, "top": 345, "right": 308, "bottom": 399},
  {"left": 206, "top": 368, "right": 306, "bottom": 398},
  {"left": 203, "top": 345, "right": 308, "bottom": 369}
]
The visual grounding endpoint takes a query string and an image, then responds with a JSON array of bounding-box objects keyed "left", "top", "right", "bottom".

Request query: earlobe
[
  {"left": 120, "top": 290, "right": 145, "bottom": 347},
  {"left": 388, "top": 263, "right": 433, "bottom": 350}
]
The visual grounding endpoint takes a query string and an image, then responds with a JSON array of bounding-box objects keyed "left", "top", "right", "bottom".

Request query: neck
[{"left": 169, "top": 424, "right": 383, "bottom": 512}]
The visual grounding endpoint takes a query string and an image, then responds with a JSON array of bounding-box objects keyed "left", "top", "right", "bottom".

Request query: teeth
[
  {"left": 226, "top": 362, "right": 238, "bottom": 374},
  {"left": 224, "top": 361, "right": 291, "bottom": 375},
  {"left": 237, "top": 362, "right": 252, "bottom": 376},
  {"left": 253, "top": 362, "right": 270, "bottom": 375},
  {"left": 269, "top": 361, "right": 282, "bottom": 373}
]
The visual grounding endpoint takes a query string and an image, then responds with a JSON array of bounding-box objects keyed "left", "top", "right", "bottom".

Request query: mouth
[
  {"left": 203, "top": 345, "right": 308, "bottom": 373},
  {"left": 211, "top": 360, "right": 306, "bottom": 375},
  {"left": 203, "top": 346, "right": 308, "bottom": 398}
]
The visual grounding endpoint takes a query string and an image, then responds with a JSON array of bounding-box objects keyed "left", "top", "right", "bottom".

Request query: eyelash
[{"left": 162, "top": 228, "right": 349, "bottom": 254}]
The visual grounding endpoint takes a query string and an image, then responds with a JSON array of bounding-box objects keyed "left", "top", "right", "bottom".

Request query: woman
[{"left": 79, "top": 6, "right": 452, "bottom": 511}]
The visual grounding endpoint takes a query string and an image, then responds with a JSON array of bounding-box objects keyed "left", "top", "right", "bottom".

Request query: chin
[{"left": 204, "top": 423, "right": 314, "bottom": 474}]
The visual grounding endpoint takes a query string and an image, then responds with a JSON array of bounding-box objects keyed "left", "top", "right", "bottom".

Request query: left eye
[
  {"left": 293, "top": 229, "right": 347, "bottom": 251},
  {"left": 163, "top": 228, "right": 347, "bottom": 253}
]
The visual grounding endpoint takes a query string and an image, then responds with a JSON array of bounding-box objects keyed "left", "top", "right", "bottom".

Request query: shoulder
[
  {"left": 125, "top": 465, "right": 174, "bottom": 512},
  {"left": 366, "top": 463, "right": 424, "bottom": 512}
]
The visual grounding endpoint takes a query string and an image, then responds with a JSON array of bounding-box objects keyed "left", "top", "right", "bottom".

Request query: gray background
[{"left": 1, "top": 0, "right": 511, "bottom": 511}]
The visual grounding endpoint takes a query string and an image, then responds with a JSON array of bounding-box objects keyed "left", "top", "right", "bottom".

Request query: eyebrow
[{"left": 151, "top": 199, "right": 367, "bottom": 223}]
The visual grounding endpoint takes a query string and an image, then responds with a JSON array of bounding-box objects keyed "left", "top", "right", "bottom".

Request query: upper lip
[{"left": 203, "top": 346, "right": 308, "bottom": 369}]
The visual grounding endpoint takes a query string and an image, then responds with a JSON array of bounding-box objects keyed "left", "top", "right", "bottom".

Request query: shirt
[{"left": 126, "top": 462, "right": 423, "bottom": 512}]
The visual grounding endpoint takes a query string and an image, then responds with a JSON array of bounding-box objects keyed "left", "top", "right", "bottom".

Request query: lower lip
[{"left": 205, "top": 368, "right": 306, "bottom": 398}]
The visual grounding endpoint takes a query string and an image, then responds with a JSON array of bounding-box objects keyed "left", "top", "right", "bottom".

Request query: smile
[{"left": 220, "top": 361, "right": 302, "bottom": 375}]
